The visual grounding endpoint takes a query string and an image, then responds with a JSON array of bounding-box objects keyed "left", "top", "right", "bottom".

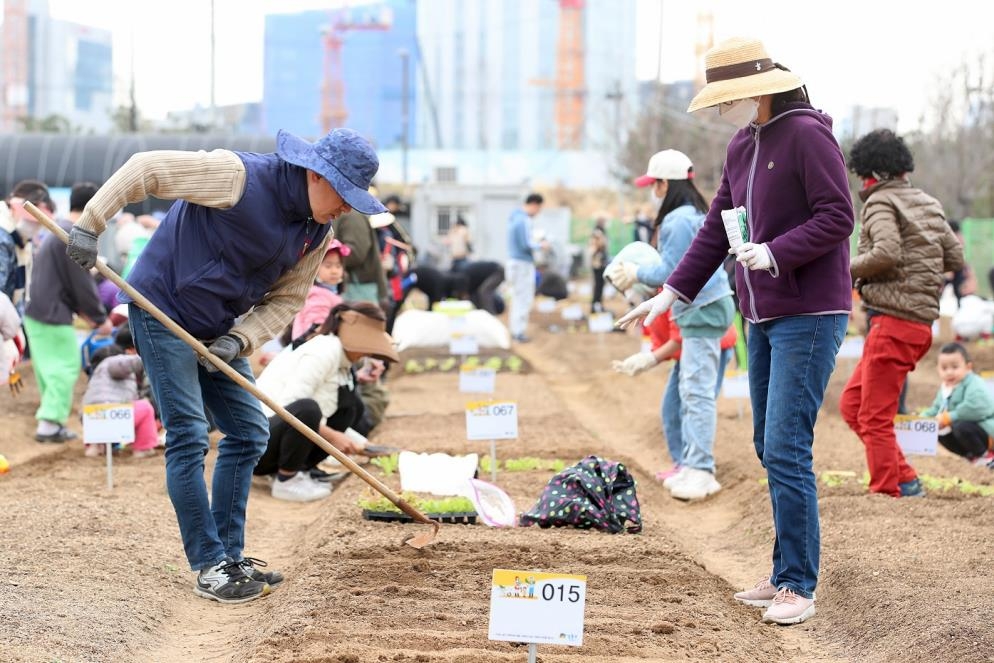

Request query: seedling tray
[{"left": 362, "top": 510, "right": 478, "bottom": 525}]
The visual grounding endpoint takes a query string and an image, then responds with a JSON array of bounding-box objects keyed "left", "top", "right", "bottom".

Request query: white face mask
[{"left": 719, "top": 98, "right": 759, "bottom": 129}]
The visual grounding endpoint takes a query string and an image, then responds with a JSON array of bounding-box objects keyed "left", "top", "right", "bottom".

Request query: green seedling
[
  {"left": 484, "top": 357, "right": 503, "bottom": 370},
  {"left": 404, "top": 359, "right": 424, "bottom": 374},
  {"left": 479, "top": 455, "right": 501, "bottom": 474},
  {"left": 424, "top": 357, "right": 438, "bottom": 370},
  {"left": 439, "top": 357, "right": 457, "bottom": 372},
  {"left": 370, "top": 453, "right": 400, "bottom": 476},
  {"left": 506, "top": 356, "right": 523, "bottom": 373},
  {"left": 463, "top": 356, "right": 480, "bottom": 368},
  {"left": 503, "top": 456, "right": 568, "bottom": 472},
  {"left": 357, "top": 492, "right": 474, "bottom": 514}
]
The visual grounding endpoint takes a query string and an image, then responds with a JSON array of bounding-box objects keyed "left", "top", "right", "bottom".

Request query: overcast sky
[{"left": 20, "top": 0, "right": 994, "bottom": 131}]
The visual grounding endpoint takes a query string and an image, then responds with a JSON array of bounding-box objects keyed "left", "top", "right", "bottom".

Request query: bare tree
[
  {"left": 908, "top": 53, "right": 994, "bottom": 219},
  {"left": 615, "top": 82, "right": 735, "bottom": 199}
]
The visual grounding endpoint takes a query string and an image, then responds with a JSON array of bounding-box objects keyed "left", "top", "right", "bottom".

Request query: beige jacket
[{"left": 851, "top": 179, "right": 963, "bottom": 324}]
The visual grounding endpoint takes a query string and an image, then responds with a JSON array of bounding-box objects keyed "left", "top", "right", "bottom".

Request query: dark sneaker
[
  {"left": 35, "top": 427, "right": 78, "bottom": 443},
  {"left": 239, "top": 557, "right": 284, "bottom": 588},
  {"left": 195, "top": 559, "right": 270, "bottom": 604},
  {"left": 898, "top": 478, "right": 926, "bottom": 498},
  {"left": 309, "top": 468, "right": 350, "bottom": 484}
]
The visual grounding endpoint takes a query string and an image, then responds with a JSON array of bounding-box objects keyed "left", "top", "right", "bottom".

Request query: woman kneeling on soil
[
  {"left": 618, "top": 37, "right": 853, "bottom": 625},
  {"left": 254, "top": 302, "right": 399, "bottom": 502}
]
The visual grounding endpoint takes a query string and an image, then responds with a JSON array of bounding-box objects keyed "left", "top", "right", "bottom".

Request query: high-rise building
[
  {"left": 414, "top": 0, "right": 637, "bottom": 151},
  {"left": 262, "top": 0, "right": 418, "bottom": 146},
  {"left": 0, "top": 0, "right": 113, "bottom": 132}
]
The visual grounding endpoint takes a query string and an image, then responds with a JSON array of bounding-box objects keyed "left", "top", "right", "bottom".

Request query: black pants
[
  {"left": 591, "top": 267, "right": 605, "bottom": 312},
  {"left": 254, "top": 387, "right": 366, "bottom": 475},
  {"left": 939, "top": 420, "right": 990, "bottom": 460},
  {"left": 470, "top": 268, "right": 506, "bottom": 315}
]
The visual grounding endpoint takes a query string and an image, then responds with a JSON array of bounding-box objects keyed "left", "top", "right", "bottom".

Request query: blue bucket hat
[{"left": 276, "top": 128, "right": 387, "bottom": 215}]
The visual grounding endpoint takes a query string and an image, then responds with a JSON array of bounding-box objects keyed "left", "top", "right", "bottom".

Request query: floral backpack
[{"left": 519, "top": 455, "right": 642, "bottom": 533}]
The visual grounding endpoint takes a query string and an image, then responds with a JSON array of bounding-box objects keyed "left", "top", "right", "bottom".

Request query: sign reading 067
[{"left": 465, "top": 401, "right": 518, "bottom": 440}]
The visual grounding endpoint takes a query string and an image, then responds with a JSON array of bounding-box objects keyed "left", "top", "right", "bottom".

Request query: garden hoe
[{"left": 27, "top": 202, "right": 439, "bottom": 549}]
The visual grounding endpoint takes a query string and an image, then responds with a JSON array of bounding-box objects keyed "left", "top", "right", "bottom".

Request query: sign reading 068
[{"left": 894, "top": 418, "right": 937, "bottom": 433}]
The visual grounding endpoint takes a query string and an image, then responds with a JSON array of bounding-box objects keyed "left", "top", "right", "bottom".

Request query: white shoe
[
  {"left": 662, "top": 466, "right": 687, "bottom": 489},
  {"left": 271, "top": 472, "right": 332, "bottom": 502},
  {"left": 669, "top": 467, "right": 721, "bottom": 500}
]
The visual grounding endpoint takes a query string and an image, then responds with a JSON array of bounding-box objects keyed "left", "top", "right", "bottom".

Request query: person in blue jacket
[{"left": 65, "top": 128, "right": 386, "bottom": 604}]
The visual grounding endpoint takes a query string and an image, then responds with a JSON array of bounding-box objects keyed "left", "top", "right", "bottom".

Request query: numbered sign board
[
  {"left": 561, "top": 304, "right": 584, "bottom": 321},
  {"left": 587, "top": 312, "right": 614, "bottom": 334},
  {"left": 460, "top": 366, "right": 496, "bottom": 394},
  {"left": 450, "top": 333, "right": 479, "bottom": 355},
  {"left": 838, "top": 336, "right": 864, "bottom": 359},
  {"left": 489, "top": 569, "right": 586, "bottom": 646},
  {"left": 83, "top": 402, "right": 134, "bottom": 444},
  {"left": 535, "top": 297, "right": 557, "bottom": 313},
  {"left": 721, "top": 371, "right": 750, "bottom": 399},
  {"left": 894, "top": 415, "right": 938, "bottom": 456},
  {"left": 466, "top": 401, "right": 518, "bottom": 440}
]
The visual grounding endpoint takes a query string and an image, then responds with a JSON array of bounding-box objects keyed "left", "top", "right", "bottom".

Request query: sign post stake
[
  {"left": 489, "top": 438, "right": 498, "bottom": 482},
  {"left": 105, "top": 442, "right": 114, "bottom": 490},
  {"left": 527, "top": 644, "right": 537, "bottom": 663}
]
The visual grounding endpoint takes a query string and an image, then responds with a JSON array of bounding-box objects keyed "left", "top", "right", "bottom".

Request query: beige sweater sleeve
[
  {"left": 76, "top": 150, "right": 247, "bottom": 234},
  {"left": 229, "top": 234, "right": 332, "bottom": 355}
]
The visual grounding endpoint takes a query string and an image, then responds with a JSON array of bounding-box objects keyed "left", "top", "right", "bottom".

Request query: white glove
[
  {"left": 611, "top": 352, "right": 658, "bottom": 377},
  {"left": 606, "top": 261, "right": 640, "bottom": 292},
  {"left": 731, "top": 242, "right": 773, "bottom": 271},
  {"left": 616, "top": 287, "right": 677, "bottom": 330}
]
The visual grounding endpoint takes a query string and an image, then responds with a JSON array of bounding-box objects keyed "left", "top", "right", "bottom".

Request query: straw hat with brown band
[
  {"left": 336, "top": 309, "right": 400, "bottom": 363},
  {"left": 687, "top": 37, "right": 805, "bottom": 113}
]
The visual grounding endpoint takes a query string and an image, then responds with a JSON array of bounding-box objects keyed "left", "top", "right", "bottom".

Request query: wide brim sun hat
[
  {"left": 277, "top": 128, "right": 388, "bottom": 215},
  {"left": 634, "top": 149, "right": 694, "bottom": 187},
  {"left": 336, "top": 310, "right": 400, "bottom": 363},
  {"left": 687, "top": 37, "right": 804, "bottom": 113}
]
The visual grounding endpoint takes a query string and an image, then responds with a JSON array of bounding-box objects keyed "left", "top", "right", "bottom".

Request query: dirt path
[{"left": 516, "top": 336, "right": 846, "bottom": 661}]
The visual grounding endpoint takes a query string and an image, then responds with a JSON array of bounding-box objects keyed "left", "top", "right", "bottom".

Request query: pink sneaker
[
  {"left": 761, "top": 587, "right": 815, "bottom": 625},
  {"left": 654, "top": 464, "right": 682, "bottom": 482},
  {"left": 733, "top": 577, "right": 777, "bottom": 607}
]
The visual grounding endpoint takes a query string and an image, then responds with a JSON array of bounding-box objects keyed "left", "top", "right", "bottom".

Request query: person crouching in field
[
  {"left": 839, "top": 128, "right": 964, "bottom": 499},
  {"left": 81, "top": 331, "right": 158, "bottom": 459},
  {"left": 254, "top": 302, "right": 399, "bottom": 502},
  {"left": 922, "top": 342, "right": 994, "bottom": 469}
]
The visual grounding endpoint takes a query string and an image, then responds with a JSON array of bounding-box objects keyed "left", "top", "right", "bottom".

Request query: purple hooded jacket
[{"left": 666, "top": 103, "right": 854, "bottom": 323}]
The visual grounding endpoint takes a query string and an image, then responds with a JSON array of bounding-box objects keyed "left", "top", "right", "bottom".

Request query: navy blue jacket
[{"left": 124, "top": 152, "right": 331, "bottom": 339}]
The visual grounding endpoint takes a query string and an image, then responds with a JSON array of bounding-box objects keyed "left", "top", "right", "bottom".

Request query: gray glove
[
  {"left": 67, "top": 226, "right": 100, "bottom": 270},
  {"left": 199, "top": 335, "right": 243, "bottom": 372}
]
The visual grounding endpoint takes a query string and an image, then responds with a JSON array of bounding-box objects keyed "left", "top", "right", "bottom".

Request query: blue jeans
[
  {"left": 748, "top": 314, "right": 846, "bottom": 599},
  {"left": 661, "top": 348, "right": 732, "bottom": 465},
  {"left": 130, "top": 305, "right": 270, "bottom": 571}
]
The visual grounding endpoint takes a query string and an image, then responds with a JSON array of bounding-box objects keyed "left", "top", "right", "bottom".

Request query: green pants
[{"left": 23, "top": 316, "right": 81, "bottom": 425}]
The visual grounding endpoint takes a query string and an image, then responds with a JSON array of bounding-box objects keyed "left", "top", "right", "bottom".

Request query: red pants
[{"left": 839, "top": 314, "right": 933, "bottom": 496}]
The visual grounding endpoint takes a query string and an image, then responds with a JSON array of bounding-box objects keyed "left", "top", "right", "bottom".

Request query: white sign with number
[
  {"left": 721, "top": 371, "right": 750, "bottom": 399},
  {"left": 561, "top": 304, "right": 584, "bottom": 321},
  {"left": 460, "top": 366, "right": 496, "bottom": 394},
  {"left": 535, "top": 297, "right": 557, "bottom": 313},
  {"left": 489, "top": 569, "right": 586, "bottom": 646},
  {"left": 587, "top": 312, "right": 613, "bottom": 333},
  {"left": 894, "top": 415, "right": 938, "bottom": 456},
  {"left": 466, "top": 401, "right": 518, "bottom": 440},
  {"left": 838, "top": 336, "right": 864, "bottom": 358},
  {"left": 83, "top": 402, "right": 134, "bottom": 444},
  {"left": 449, "top": 333, "right": 479, "bottom": 355}
]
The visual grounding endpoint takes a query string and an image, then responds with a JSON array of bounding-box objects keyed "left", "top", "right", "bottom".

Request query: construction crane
[
  {"left": 320, "top": 7, "right": 392, "bottom": 133},
  {"left": 528, "top": 0, "right": 586, "bottom": 149},
  {"left": 1, "top": 0, "right": 29, "bottom": 132},
  {"left": 554, "top": 0, "right": 585, "bottom": 149}
]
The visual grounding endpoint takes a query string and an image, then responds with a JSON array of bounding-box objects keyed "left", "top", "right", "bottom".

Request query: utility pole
[
  {"left": 606, "top": 79, "right": 624, "bottom": 220},
  {"left": 210, "top": 0, "right": 217, "bottom": 130},
  {"left": 399, "top": 48, "right": 410, "bottom": 185},
  {"left": 128, "top": 26, "right": 138, "bottom": 132}
]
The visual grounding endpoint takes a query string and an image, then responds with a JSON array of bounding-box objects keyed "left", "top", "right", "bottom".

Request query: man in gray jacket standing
[{"left": 23, "top": 182, "right": 111, "bottom": 443}]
